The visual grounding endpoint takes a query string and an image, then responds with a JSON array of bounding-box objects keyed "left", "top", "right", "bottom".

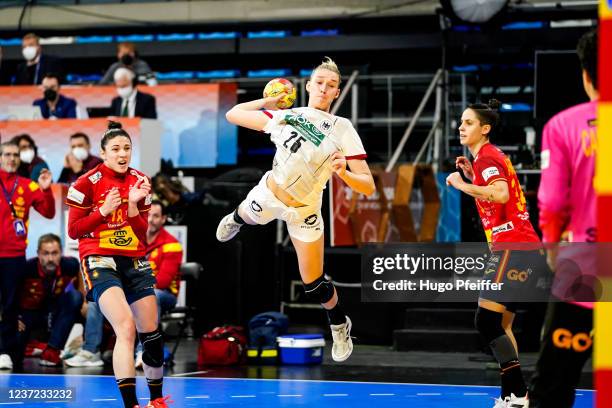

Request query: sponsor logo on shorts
[
  {"left": 304, "top": 214, "right": 318, "bottom": 226},
  {"left": 250, "top": 200, "right": 262, "bottom": 213},
  {"left": 506, "top": 268, "right": 529, "bottom": 282},
  {"left": 552, "top": 328, "right": 593, "bottom": 352},
  {"left": 88, "top": 171, "right": 102, "bottom": 184},
  {"left": 492, "top": 221, "right": 514, "bottom": 235}
]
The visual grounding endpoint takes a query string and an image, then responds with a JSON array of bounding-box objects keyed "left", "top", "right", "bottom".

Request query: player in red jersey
[
  {"left": 67, "top": 121, "right": 171, "bottom": 408},
  {"left": 447, "top": 100, "right": 548, "bottom": 408}
]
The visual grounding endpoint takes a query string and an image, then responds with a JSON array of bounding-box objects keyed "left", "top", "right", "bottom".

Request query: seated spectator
[
  {"left": 11, "top": 134, "right": 49, "bottom": 181},
  {"left": 32, "top": 73, "right": 77, "bottom": 119},
  {"left": 16, "top": 234, "right": 82, "bottom": 367},
  {"left": 14, "top": 33, "right": 63, "bottom": 85},
  {"left": 99, "top": 42, "right": 156, "bottom": 85},
  {"left": 58, "top": 132, "right": 102, "bottom": 184},
  {"left": 0, "top": 46, "right": 11, "bottom": 85},
  {"left": 110, "top": 68, "right": 157, "bottom": 119},
  {"left": 135, "top": 200, "right": 183, "bottom": 368},
  {"left": 64, "top": 301, "right": 106, "bottom": 367}
]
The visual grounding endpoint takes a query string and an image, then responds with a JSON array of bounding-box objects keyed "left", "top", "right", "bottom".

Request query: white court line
[
  {"left": 464, "top": 392, "right": 489, "bottom": 396},
  {"left": 277, "top": 395, "right": 302, "bottom": 397},
  {"left": 416, "top": 393, "right": 442, "bottom": 396},
  {"left": 0, "top": 403, "right": 24, "bottom": 406},
  {"left": 171, "top": 371, "right": 209, "bottom": 377},
  {"left": 323, "top": 394, "right": 349, "bottom": 397},
  {"left": 230, "top": 395, "right": 256, "bottom": 398},
  {"left": 92, "top": 399, "right": 117, "bottom": 402},
  {"left": 185, "top": 396, "right": 210, "bottom": 399},
  {"left": 370, "top": 393, "right": 395, "bottom": 396}
]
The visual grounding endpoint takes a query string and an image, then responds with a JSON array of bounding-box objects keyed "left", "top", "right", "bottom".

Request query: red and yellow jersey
[
  {"left": 0, "top": 169, "right": 55, "bottom": 258},
  {"left": 19, "top": 257, "right": 79, "bottom": 310},
  {"left": 472, "top": 143, "right": 540, "bottom": 246},
  {"left": 146, "top": 228, "right": 182, "bottom": 296},
  {"left": 66, "top": 163, "right": 151, "bottom": 259}
]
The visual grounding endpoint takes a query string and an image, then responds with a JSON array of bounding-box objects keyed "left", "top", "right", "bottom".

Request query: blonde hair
[{"left": 312, "top": 56, "right": 341, "bottom": 84}]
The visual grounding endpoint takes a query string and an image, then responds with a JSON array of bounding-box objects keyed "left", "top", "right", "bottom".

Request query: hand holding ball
[{"left": 263, "top": 78, "right": 296, "bottom": 109}]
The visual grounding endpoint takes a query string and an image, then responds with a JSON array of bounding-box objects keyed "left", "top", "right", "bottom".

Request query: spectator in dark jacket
[
  {"left": 32, "top": 73, "right": 77, "bottom": 119},
  {"left": 14, "top": 33, "right": 63, "bottom": 85},
  {"left": 99, "top": 42, "right": 156, "bottom": 85},
  {"left": 110, "top": 67, "right": 157, "bottom": 119},
  {"left": 58, "top": 132, "right": 103, "bottom": 184}
]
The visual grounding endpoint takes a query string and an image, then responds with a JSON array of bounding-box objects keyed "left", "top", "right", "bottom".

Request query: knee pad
[
  {"left": 475, "top": 307, "right": 517, "bottom": 365},
  {"left": 138, "top": 328, "right": 164, "bottom": 368},
  {"left": 303, "top": 275, "right": 335, "bottom": 304}
]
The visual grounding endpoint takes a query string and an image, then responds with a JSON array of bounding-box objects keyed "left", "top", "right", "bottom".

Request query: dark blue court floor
[{"left": 0, "top": 373, "right": 595, "bottom": 407}]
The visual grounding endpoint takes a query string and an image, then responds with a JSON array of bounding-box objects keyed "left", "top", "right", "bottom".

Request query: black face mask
[
  {"left": 120, "top": 54, "right": 134, "bottom": 65},
  {"left": 44, "top": 89, "right": 58, "bottom": 102}
]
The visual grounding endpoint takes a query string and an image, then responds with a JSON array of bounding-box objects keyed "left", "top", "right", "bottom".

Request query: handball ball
[{"left": 263, "top": 78, "right": 296, "bottom": 109}]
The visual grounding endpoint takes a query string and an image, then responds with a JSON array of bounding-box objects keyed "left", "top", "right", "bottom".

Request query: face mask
[
  {"left": 20, "top": 149, "right": 35, "bottom": 164},
  {"left": 120, "top": 54, "right": 134, "bottom": 65},
  {"left": 44, "top": 89, "right": 58, "bottom": 102},
  {"left": 22, "top": 46, "right": 38, "bottom": 61},
  {"left": 117, "top": 85, "right": 133, "bottom": 99},
  {"left": 72, "top": 147, "right": 89, "bottom": 161}
]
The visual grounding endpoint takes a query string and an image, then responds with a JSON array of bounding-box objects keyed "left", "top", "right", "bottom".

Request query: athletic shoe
[
  {"left": 135, "top": 350, "right": 144, "bottom": 369},
  {"left": 330, "top": 316, "right": 353, "bottom": 362},
  {"left": 216, "top": 212, "right": 242, "bottom": 242},
  {"left": 146, "top": 396, "right": 173, "bottom": 407},
  {"left": 493, "top": 394, "right": 529, "bottom": 408},
  {"left": 25, "top": 340, "right": 47, "bottom": 357},
  {"left": 0, "top": 354, "right": 13, "bottom": 370},
  {"left": 64, "top": 349, "right": 104, "bottom": 367},
  {"left": 39, "top": 347, "right": 61, "bottom": 366}
]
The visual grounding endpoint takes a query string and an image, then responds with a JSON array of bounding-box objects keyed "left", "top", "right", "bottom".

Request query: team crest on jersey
[
  {"left": 319, "top": 119, "right": 334, "bottom": 133},
  {"left": 88, "top": 171, "right": 102, "bottom": 184}
]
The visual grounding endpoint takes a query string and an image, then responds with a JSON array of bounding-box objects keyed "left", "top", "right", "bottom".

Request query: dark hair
[
  {"left": 577, "top": 29, "right": 597, "bottom": 89},
  {"left": 70, "top": 132, "right": 90, "bottom": 145},
  {"left": 151, "top": 200, "right": 167, "bottom": 216},
  {"left": 42, "top": 72, "right": 61, "bottom": 86},
  {"left": 38, "top": 233, "right": 61, "bottom": 251},
  {"left": 0, "top": 141, "right": 19, "bottom": 154},
  {"left": 101, "top": 121, "right": 131, "bottom": 150},
  {"left": 467, "top": 99, "right": 501, "bottom": 136},
  {"left": 10, "top": 134, "right": 38, "bottom": 155}
]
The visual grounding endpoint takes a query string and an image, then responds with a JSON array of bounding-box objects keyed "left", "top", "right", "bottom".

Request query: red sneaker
[
  {"left": 39, "top": 346, "right": 61, "bottom": 366},
  {"left": 25, "top": 340, "right": 47, "bottom": 357},
  {"left": 146, "top": 396, "right": 173, "bottom": 407}
]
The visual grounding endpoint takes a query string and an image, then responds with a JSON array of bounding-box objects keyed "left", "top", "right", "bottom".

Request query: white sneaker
[
  {"left": 64, "top": 349, "right": 104, "bottom": 367},
  {"left": 330, "top": 316, "right": 353, "bottom": 362},
  {"left": 216, "top": 212, "right": 243, "bottom": 242},
  {"left": 0, "top": 354, "right": 13, "bottom": 370},
  {"left": 135, "top": 350, "right": 143, "bottom": 370},
  {"left": 493, "top": 393, "right": 529, "bottom": 408}
]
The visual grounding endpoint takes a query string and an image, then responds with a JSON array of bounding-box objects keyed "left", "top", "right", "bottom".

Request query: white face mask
[
  {"left": 20, "top": 149, "right": 35, "bottom": 164},
  {"left": 72, "top": 147, "right": 89, "bottom": 161},
  {"left": 117, "top": 86, "right": 133, "bottom": 99},
  {"left": 22, "top": 46, "right": 38, "bottom": 61}
]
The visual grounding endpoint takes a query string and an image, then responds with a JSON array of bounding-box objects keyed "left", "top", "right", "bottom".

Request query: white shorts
[{"left": 241, "top": 171, "right": 324, "bottom": 242}]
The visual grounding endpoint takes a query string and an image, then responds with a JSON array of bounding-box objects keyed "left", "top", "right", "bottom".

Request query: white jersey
[{"left": 263, "top": 107, "right": 367, "bottom": 206}]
